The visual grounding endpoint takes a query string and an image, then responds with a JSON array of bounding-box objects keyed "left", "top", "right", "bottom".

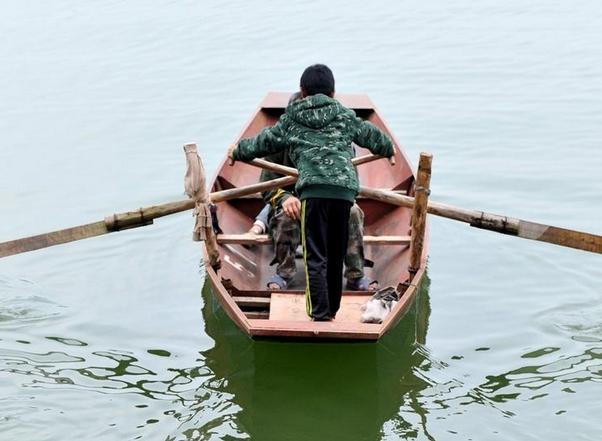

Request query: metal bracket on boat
[
  {"left": 221, "top": 278, "right": 234, "bottom": 293},
  {"left": 470, "top": 211, "right": 487, "bottom": 229},
  {"left": 210, "top": 203, "right": 223, "bottom": 234},
  {"left": 414, "top": 186, "right": 431, "bottom": 196},
  {"left": 470, "top": 211, "right": 518, "bottom": 235},
  {"left": 397, "top": 281, "right": 410, "bottom": 296},
  {"left": 397, "top": 278, "right": 418, "bottom": 297}
]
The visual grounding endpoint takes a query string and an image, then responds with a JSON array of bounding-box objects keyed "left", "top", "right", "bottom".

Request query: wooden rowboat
[{"left": 204, "top": 92, "right": 428, "bottom": 340}]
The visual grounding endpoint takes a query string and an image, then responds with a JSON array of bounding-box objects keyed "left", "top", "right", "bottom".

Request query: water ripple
[
  {"left": 0, "top": 337, "right": 248, "bottom": 440},
  {"left": 0, "top": 278, "right": 66, "bottom": 326}
]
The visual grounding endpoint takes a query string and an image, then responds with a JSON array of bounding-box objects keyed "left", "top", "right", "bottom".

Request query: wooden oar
[
  {"left": 0, "top": 176, "right": 296, "bottom": 259},
  {"left": 0, "top": 154, "right": 382, "bottom": 259},
  {"left": 247, "top": 153, "right": 382, "bottom": 177},
  {"left": 360, "top": 187, "right": 602, "bottom": 255},
  {"left": 245, "top": 156, "right": 602, "bottom": 255}
]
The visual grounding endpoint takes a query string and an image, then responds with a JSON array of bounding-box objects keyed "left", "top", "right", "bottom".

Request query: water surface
[{"left": 1, "top": 1, "right": 601, "bottom": 440}]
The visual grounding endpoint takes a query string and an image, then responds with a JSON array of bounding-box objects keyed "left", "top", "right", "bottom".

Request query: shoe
[
  {"left": 267, "top": 274, "right": 289, "bottom": 290},
  {"left": 311, "top": 316, "right": 333, "bottom": 322},
  {"left": 248, "top": 224, "right": 264, "bottom": 235},
  {"left": 346, "top": 277, "right": 379, "bottom": 291}
]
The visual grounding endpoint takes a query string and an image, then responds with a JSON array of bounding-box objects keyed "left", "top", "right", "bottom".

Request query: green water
[
  {"left": 1, "top": 1, "right": 601, "bottom": 439},
  {"left": 202, "top": 280, "right": 432, "bottom": 441}
]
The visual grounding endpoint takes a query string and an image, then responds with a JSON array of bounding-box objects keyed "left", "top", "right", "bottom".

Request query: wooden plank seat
[
  {"left": 217, "top": 234, "right": 411, "bottom": 246},
  {"left": 233, "top": 296, "right": 270, "bottom": 308},
  {"left": 244, "top": 311, "right": 270, "bottom": 319},
  {"left": 230, "top": 289, "right": 374, "bottom": 297}
]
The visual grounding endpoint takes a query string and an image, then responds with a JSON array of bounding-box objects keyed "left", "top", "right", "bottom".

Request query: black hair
[{"left": 300, "top": 64, "right": 335, "bottom": 96}]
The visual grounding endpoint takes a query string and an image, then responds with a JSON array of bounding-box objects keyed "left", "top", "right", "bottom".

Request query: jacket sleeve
[
  {"left": 233, "top": 119, "right": 289, "bottom": 162},
  {"left": 352, "top": 119, "right": 394, "bottom": 158}
]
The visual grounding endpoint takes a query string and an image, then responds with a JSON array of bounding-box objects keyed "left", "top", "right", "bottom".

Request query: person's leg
[
  {"left": 249, "top": 204, "right": 271, "bottom": 234},
  {"left": 326, "top": 200, "right": 352, "bottom": 318},
  {"left": 301, "top": 199, "right": 330, "bottom": 320},
  {"left": 344, "top": 203, "right": 365, "bottom": 280},
  {"left": 268, "top": 209, "right": 300, "bottom": 286},
  {"left": 345, "top": 204, "right": 378, "bottom": 291}
]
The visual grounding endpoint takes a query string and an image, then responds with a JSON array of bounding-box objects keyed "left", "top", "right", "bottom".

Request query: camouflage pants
[{"left": 269, "top": 203, "right": 365, "bottom": 280}]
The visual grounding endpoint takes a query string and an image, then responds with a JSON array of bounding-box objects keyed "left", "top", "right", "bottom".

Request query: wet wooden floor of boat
[{"left": 269, "top": 293, "right": 371, "bottom": 322}]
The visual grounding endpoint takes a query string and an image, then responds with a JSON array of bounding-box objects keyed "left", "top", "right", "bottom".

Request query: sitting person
[{"left": 249, "top": 198, "right": 375, "bottom": 291}]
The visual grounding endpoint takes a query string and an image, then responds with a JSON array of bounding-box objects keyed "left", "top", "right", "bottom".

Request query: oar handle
[{"left": 245, "top": 153, "right": 388, "bottom": 178}]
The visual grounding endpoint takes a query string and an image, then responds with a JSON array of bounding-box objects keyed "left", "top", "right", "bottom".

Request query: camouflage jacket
[
  {"left": 258, "top": 149, "right": 297, "bottom": 207},
  {"left": 233, "top": 94, "right": 394, "bottom": 202}
]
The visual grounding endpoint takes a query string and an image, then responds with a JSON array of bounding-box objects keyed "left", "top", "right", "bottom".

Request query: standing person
[
  {"left": 251, "top": 93, "right": 377, "bottom": 292},
  {"left": 229, "top": 64, "right": 394, "bottom": 321}
]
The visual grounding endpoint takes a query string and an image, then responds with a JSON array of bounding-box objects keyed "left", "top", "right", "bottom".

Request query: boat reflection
[{"left": 200, "top": 274, "right": 433, "bottom": 440}]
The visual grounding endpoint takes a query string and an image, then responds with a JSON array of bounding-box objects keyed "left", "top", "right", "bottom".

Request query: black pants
[{"left": 301, "top": 198, "right": 352, "bottom": 320}]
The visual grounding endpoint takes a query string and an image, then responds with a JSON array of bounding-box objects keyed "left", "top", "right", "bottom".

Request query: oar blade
[
  {"left": 518, "top": 221, "right": 602, "bottom": 254},
  {"left": 0, "top": 221, "right": 109, "bottom": 258}
]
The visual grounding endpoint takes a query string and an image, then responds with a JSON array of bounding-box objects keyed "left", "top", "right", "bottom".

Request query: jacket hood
[{"left": 287, "top": 94, "right": 342, "bottom": 129}]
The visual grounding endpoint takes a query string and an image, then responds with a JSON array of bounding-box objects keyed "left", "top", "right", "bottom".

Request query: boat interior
[{"left": 206, "top": 93, "right": 425, "bottom": 335}]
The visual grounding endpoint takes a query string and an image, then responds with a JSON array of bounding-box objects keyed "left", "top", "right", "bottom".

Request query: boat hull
[
  {"left": 204, "top": 255, "right": 427, "bottom": 340},
  {"left": 202, "top": 92, "right": 429, "bottom": 341}
]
